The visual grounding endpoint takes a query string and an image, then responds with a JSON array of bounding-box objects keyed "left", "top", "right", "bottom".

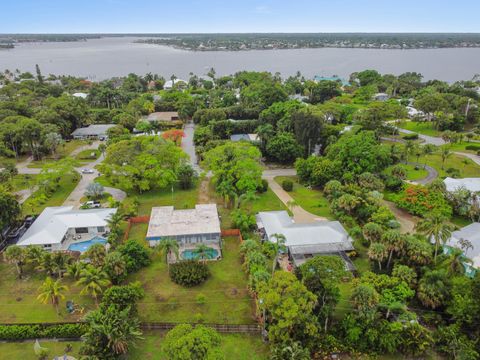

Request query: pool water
[
  {"left": 68, "top": 236, "right": 107, "bottom": 252},
  {"left": 181, "top": 247, "right": 219, "bottom": 260}
]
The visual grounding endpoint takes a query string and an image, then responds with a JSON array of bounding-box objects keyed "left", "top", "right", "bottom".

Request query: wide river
[{"left": 1, "top": 37, "right": 480, "bottom": 82}]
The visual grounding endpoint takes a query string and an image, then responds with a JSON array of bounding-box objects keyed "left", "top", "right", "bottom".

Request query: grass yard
[
  {"left": 22, "top": 173, "right": 80, "bottom": 215},
  {"left": 27, "top": 140, "right": 90, "bottom": 168},
  {"left": 129, "top": 236, "right": 256, "bottom": 325},
  {"left": 75, "top": 149, "right": 100, "bottom": 161},
  {"left": 398, "top": 121, "right": 442, "bottom": 137},
  {"left": 129, "top": 332, "right": 269, "bottom": 359},
  {"left": 383, "top": 163, "right": 429, "bottom": 181},
  {"left": 0, "top": 340, "right": 82, "bottom": 359},
  {"left": 408, "top": 153, "right": 480, "bottom": 178},
  {"left": 442, "top": 141, "right": 480, "bottom": 154},
  {"left": 0, "top": 262, "right": 95, "bottom": 323},
  {"left": 9, "top": 174, "right": 37, "bottom": 192},
  {"left": 274, "top": 176, "right": 334, "bottom": 219}
]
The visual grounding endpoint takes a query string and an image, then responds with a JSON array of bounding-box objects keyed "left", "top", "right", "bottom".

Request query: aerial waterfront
[{"left": 1, "top": 36, "right": 480, "bottom": 81}]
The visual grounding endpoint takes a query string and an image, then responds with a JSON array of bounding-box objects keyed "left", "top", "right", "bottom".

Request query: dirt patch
[
  {"left": 197, "top": 177, "right": 211, "bottom": 204},
  {"left": 382, "top": 200, "right": 418, "bottom": 234}
]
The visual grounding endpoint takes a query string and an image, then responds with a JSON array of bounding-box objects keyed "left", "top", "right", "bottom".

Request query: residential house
[
  {"left": 17, "top": 206, "right": 117, "bottom": 252},
  {"left": 230, "top": 134, "right": 259, "bottom": 142},
  {"left": 442, "top": 222, "right": 480, "bottom": 277},
  {"left": 146, "top": 204, "right": 222, "bottom": 258},
  {"left": 374, "top": 93, "right": 390, "bottom": 101},
  {"left": 71, "top": 124, "right": 116, "bottom": 140},
  {"left": 313, "top": 75, "right": 350, "bottom": 87},
  {"left": 256, "top": 211, "right": 355, "bottom": 269},
  {"left": 163, "top": 79, "right": 188, "bottom": 90},
  {"left": 144, "top": 111, "right": 180, "bottom": 123},
  {"left": 444, "top": 177, "right": 480, "bottom": 193}
]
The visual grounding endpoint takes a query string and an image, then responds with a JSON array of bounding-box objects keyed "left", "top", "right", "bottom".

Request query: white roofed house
[
  {"left": 442, "top": 222, "right": 480, "bottom": 278},
  {"left": 146, "top": 204, "right": 222, "bottom": 261},
  {"left": 71, "top": 124, "right": 116, "bottom": 140},
  {"left": 444, "top": 177, "right": 480, "bottom": 193},
  {"left": 17, "top": 206, "right": 117, "bottom": 252},
  {"left": 256, "top": 211, "right": 355, "bottom": 270}
]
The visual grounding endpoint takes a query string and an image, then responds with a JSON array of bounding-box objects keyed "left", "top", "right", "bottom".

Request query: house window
[
  {"left": 75, "top": 227, "right": 89, "bottom": 234},
  {"left": 97, "top": 226, "right": 105, "bottom": 233}
]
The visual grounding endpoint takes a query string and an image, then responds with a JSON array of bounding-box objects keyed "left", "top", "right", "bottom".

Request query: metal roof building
[
  {"left": 444, "top": 177, "right": 480, "bottom": 193},
  {"left": 71, "top": 124, "right": 116, "bottom": 139},
  {"left": 256, "top": 211, "right": 354, "bottom": 267}
]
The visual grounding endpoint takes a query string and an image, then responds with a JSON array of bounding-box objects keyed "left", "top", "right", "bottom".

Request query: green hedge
[
  {"left": 0, "top": 323, "right": 87, "bottom": 340},
  {"left": 465, "top": 144, "right": 480, "bottom": 151},
  {"left": 402, "top": 133, "right": 419, "bottom": 140}
]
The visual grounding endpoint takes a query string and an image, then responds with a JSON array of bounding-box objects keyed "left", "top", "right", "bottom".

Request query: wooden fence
[
  {"left": 221, "top": 229, "right": 243, "bottom": 243},
  {"left": 123, "top": 216, "right": 150, "bottom": 241},
  {"left": 141, "top": 322, "right": 260, "bottom": 333}
]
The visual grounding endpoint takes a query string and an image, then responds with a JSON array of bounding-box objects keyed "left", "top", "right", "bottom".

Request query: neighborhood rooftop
[
  {"left": 444, "top": 177, "right": 480, "bottom": 193},
  {"left": 256, "top": 211, "right": 353, "bottom": 250},
  {"left": 17, "top": 206, "right": 117, "bottom": 246},
  {"left": 145, "top": 111, "right": 180, "bottom": 122},
  {"left": 445, "top": 222, "right": 480, "bottom": 268},
  {"left": 146, "top": 204, "right": 221, "bottom": 240},
  {"left": 71, "top": 124, "right": 116, "bottom": 137}
]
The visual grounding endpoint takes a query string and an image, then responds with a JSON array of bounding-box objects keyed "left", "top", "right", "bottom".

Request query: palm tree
[
  {"left": 443, "top": 248, "right": 470, "bottom": 276},
  {"left": 421, "top": 144, "right": 436, "bottom": 169},
  {"left": 52, "top": 252, "right": 72, "bottom": 278},
  {"left": 380, "top": 230, "right": 405, "bottom": 269},
  {"left": 4, "top": 246, "right": 27, "bottom": 278},
  {"left": 83, "top": 243, "right": 107, "bottom": 267},
  {"left": 77, "top": 265, "right": 111, "bottom": 305},
  {"left": 234, "top": 191, "right": 258, "bottom": 209},
  {"left": 416, "top": 213, "right": 455, "bottom": 263},
  {"left": 156, "top": 238, "right": 179, "bottom": 271},
  {"left": 403, "top": 140, "right": 414, "bottom": 162},
  {"left": 103, "top": 251, "right": 127, "bottom": 284},
  {"left": 65, "top": 261, "right": 84, "bottom": 280},
  {"left": 37, "top": 277, "right": 68, "bottom": 314},
  {"left": 405, "top": 235, "right": 433, "bottom": 266},
  {"left": 440, "top": 148, "right": 451, "bottom": 170},
  {"left": 25, "top": 245, "right": 45, "bottom": 267},
  {"left": 270, "top": 233, "right": 286, "bottom": 276},
  {"left": 368, "top": 243, "right": 388, "bottom": 271},
  {"left": 192, "top": 243, "right": 213, "bottom": 263},
  {"left": 36, "top": 252, "right": 56, "bottom": 277},
  {"left": 417, "top": 270, "right": 449, "bottom": 309}
]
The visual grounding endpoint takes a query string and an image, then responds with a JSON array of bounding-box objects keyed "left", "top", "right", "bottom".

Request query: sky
[{"left": 1, "top": 0, "right": 480, "bottom": 33}]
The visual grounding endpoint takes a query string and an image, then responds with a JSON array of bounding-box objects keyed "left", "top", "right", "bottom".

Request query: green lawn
[
  {"left": 0, "top": 262, "right": 95, "bottom": 323},
  {"left": 274, "top": 176, "right": 334, "bottom": 219},
  {"left": 0, "top": 340, "right": 82, "bottom": 359},
  {"left": 129, "top": 237, "right": 256, "bottom": 325},
  {"left": 129, "top": 332, "right": 269, "bottom": 359},
  {"left": 75, "top": 149, "right": 100, "bottom": 160},
  {"left": 22, "top": 173, "right": 80, "bottom": 215},
  {"left": 27, "top": 140, "right": 90, "bottom": 168},
  {"left": 383, "top": 163, "right": 429, "bottom": 181},
  {"left": 0, "top": 332, "right": 269, "bottom": 360},
  {"left": 398, "top": 121, "right": 442, "bottom": 137},
  {"left": 408, "top": 153, "right": 480, "bottom": 178},
  {"left": 441, "top": 141, "right": 480, "bottom": 154},
  {"left": 9, "top": 174, "right": 37, "bottom": 192}
]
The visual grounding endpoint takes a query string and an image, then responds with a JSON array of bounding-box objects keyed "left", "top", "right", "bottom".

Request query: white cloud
[{"left": 254, "top": 5, "right": 271, "bottom": 14}]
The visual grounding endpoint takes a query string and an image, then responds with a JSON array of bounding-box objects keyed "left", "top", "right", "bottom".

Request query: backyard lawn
[
  {"left": 0, "top": 333, "right": 269, "bottom": 360},
  {"left": 0, "top": 262, "right": 95, "bottom": 323},
  {"left": 27, "top": 140, "right": 91, "bottom": 168},
  {"left": 274, "top": 176, "right": 334, "bottom": 219},
  {"left": 9, "top": 174, "right": 37, "bottom": 192},
  {"left": 0, "top": 340, "right": 82, "bottom": 359},
  {"left": 129, "top": 236, "right": 256, "bottom": 325},
  {"left": 22, "top": 173, "right": 80, "bottom": 215},
  {"left": 129, "top": 332, "right": 269, "bottom": 359}
]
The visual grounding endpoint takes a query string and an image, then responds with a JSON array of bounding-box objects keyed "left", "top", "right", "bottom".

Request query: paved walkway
[
  {"left": 453, "top": 151, "right": 480, "bottom": 166},
  {"left": 397, "top": 128, "right": 446, "bottom": 146},
  {"left": 405, "top": 162, "right": 438, "bottom": 185},
  {"left": 262, "top": 169, "right": 327, "bottom": 223},
  {"left": 182, "top": 122, "right": 200, "bottom": 172}
]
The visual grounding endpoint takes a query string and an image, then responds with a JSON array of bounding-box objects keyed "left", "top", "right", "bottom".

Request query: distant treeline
[{"left": 135, "top": 33, "right": 480, "bottom": 50}]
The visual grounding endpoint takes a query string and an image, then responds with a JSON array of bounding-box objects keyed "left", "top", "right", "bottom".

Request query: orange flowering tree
[{"left": 162, "top": 129, "right": 186, "bottom": 145}]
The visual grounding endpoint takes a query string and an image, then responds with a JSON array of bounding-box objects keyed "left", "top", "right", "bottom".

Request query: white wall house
[
  {"left": 71, "top": 124, "right": 116, "bottom": 140},
  {"left": 17, "top": 206, "right": 117, "bottom": 252},
  {"left": 443, "top": 222, "right": 480, "bottom": 278},
  {"left": 146, "top": 204, "right": 221, "bottom": 247}
]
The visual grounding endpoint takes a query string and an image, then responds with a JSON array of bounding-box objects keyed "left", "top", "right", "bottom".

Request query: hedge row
[
  {"left": 465, "top": 144, "right": 480, "bottom": 151},
  {"left": 0, "top": 323, "right": 87, "bottom": 340}
]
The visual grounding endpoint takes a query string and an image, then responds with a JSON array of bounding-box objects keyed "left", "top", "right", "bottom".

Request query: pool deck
[
  {"left": 59, "top": 233, "right": 107, "bottom": 252},
  {"left": 170, "top": 243, "right": 222, "bottom": 263}
]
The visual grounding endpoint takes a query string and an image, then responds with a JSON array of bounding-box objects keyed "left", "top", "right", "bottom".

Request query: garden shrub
[
  {"left": 394, "top": 185, "right": 452, "bottom": 218},
  {"left": 117, "top": 240, "right": 151, "bottom": 273},
  {"left": 465, "top": 144, "right": 480, "bottom": 151},
  {"left": 257, "top": 179, "right": 269, "bottom": 193},
  {"left": 282, "top": 179, "right": 294, "bottom": 191},
  {"left": 170, "top": 260, "right": 210, "bottom": 287},
  {"left": 402, "top": 133, "right": 419, "bottom": 140},
  {"left": 0, "top": 323, "right": 87, "bottom": 340}
]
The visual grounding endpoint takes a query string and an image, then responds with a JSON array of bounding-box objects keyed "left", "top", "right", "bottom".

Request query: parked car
[
  {"left": 81, "top": 168, "right": 95, "bottom": 174},
  {"left": 83, "top": 200, "right": 101, "bottom": 209}
]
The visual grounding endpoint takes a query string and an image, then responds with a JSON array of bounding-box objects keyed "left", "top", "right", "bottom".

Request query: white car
[
  {"left": 81, "top": 168, "right": 95, "bottom": 174},
  {"left": 83, "top": 201, "right": 101, "bottom": 208}
]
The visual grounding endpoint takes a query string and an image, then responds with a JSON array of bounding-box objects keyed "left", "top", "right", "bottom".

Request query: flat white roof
[
  {"left": 444, "top": 177, "right": 480, "bottom": 193},
  {"left": 18, "top": 206, "right": 117, "bottom": 246},
  {"left": 256, "top": 211, "right": 353, "bottom": 252},
  {"left": 146, "top": 204, "right": 221, "bottom": 239},
  {"left": 446, "top": 222, "right": 480, "bottom": 268}
]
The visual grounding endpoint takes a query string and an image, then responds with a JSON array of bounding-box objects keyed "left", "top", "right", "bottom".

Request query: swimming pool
[
  {"left": 68, "top": 236, "right": 107, "bottom": 252},
  {"left": 181, "top": 247, "right": 219, "bottom": 260}
]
